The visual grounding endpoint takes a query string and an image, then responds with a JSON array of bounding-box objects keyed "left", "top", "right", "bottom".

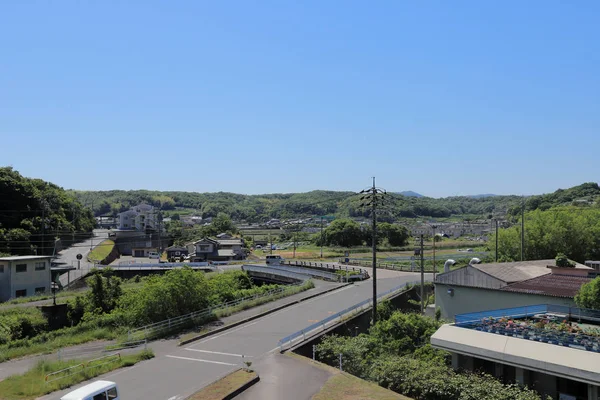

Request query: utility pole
[
  {"left": 495, "top": 219, "right": 499, "bottom": 262},
  {"left": 521, "top": 197, "right": 525, "bottom": 261},
  {"left": 431, "top": 224, "right": 437, "bottom": 280},
  {"left": 359, "top": 177, "right": 387, "bottom": 325},
  {"left": 320, "top": 217, "right": 324, "bottom": 259},
  {"left": 293, "top": 224, "right": 297, "bottom": 259},
  {"left": 269, "top": 232, "right": 272, "bottom": 255},
  {"left": 41, "top": 205, "right": 45, "bottom": 256},
  {"left": 420, "top": 234, "right": 425, "bottom": 314}
]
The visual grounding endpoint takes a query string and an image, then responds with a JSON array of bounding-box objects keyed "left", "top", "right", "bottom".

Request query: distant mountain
[
  {"left": 397, "top": 191, "right": 424, "bottom": 198},
  {"left": 468, "top": 194, "right": 498, "bottom": 199}
]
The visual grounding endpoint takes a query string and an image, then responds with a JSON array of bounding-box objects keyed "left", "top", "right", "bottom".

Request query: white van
[
  {"left": 148, "top": 252, "right": 160, "bottom": 259},
  {"left": 61, "top": 380, "right": 119, "bottom": 400},
  {"left": 266, "top": 255, "right": 284, "bottom": 266}
]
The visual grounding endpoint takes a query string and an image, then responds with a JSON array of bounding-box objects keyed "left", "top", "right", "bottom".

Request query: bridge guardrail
[
  {"left": 284, "top": 260, "right": 368, "bottom": 278},
  {"left": 266, "top": 264, "right": 340, "bottom": 281},
  {"left": 278, "top": 280, "right": 422, "bottom": 351},
  {"left": 242, "top": 265, "right": 310, "bottom": 282},
  {"left": 127, "top": 284, "right": 300, "bottom": 340}
]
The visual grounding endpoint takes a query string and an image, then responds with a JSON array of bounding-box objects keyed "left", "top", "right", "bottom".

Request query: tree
[
  {"left": 575, "top": 277, "right": 600, "bottom": 310},
  {"left": 323, "top": 219, "right": 364, "bottom": 247},
  {"left": 210, "top": 213, "right": 237, "bottom": 235},
  {"left": 488, "top": 207, "right": 600, "bottom": 263},
  {"left": 555, "top": 253, "right": 574, "bottom": 268},
  {"left": 380, "top": 223, "right": 410, "bottom": 247}
]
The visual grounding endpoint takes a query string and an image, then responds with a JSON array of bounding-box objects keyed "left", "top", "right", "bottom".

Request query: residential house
[
  {"left": 190, "top": 237, "right": 245, "bottom": 262},
  {"left": 165, "top": 246, "right": 189, "bottom": 259},
  {"left": 435, "top": 259, "right": 593, "bottom": 320},
  {"left": 117, "top": 204, "right": 159, "bottom": 231},
  {"left": 0, "top": 256, "right": 52, "bottom": 301}
]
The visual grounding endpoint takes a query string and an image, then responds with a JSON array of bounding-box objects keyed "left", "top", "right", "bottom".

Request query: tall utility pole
[
  {"left": 269, "top": 232, "right": 272, "bottom": 255},
  {"left": 420, "top": 234, "right": 425, "bottom": 314},
  {"left": 521, "top": 197, "right": 525, "bottom": 261},
  {"left": 359, "top": 177, "right": 387, "bottom": 325},
  {"left": 431, "top": 224, "right": 437, "bottom": 280},
  {"left": 320, "top": 217, "right": 324, "bottom": 259},
  {"left": 495, "top": 219, "right": 499, "bottom": 262}
]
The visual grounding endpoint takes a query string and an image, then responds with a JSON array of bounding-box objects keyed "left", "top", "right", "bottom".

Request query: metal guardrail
[
  {"left": 284, "top": 260, "right": 365, "bottom": 274},
  {"left": 127, "top": 284, "right": 301, "bottom": 340},
  {"left": 113, "top": 263, "right": 217, "bottom": 270},
  {"left": 278, "top": 280, "right": 421, "bottom": 351},
  {"left": 340, "top": 259, "right": 433, "bottom": 273},
  {"left": 242, "top": 265, "right": 310, "bottom": 282},
  {"left": 45, "top": 353, "right": 121, "bottom": 383},
  {"left": 250, "top": 264, "right": 341, "bottom": 281}
]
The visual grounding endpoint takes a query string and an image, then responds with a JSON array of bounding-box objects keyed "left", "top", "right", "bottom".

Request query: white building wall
[
  {"left": 435, "top": 283, "right": 576, "bottom": 320},
  {"left": 8, "top": 260, "right": 51, "bottom": 300}
]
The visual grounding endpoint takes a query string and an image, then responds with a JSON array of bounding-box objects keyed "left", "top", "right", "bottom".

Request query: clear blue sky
[{"left": 2, "top": 1, "right": 598, "bottom": 197}]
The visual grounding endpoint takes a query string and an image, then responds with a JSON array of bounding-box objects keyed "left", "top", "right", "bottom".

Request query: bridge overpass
[{"left": 41, "top": 270, "right": 432, "bottom": 400}]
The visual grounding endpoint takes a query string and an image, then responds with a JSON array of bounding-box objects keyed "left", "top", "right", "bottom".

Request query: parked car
[
  {"left": 148, "top": 252, "right": 160, "bottom": 259},
  {"left": 61, "top": 380, "right": 119, "bottom": 400}
]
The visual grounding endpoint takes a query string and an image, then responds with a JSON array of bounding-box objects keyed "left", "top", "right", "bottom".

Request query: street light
[{"left": 51, "top": 281, "right": 59, "bottom": 306}]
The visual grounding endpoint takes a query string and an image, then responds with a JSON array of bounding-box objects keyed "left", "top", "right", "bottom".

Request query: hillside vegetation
[
  {"left": 0, "top": 167, "right": 96, "bottom": 255},
  {"left": 71, "top": 182, "right": 599, "bottom": 222}
]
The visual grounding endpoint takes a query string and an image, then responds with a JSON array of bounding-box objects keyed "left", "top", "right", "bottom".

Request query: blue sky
[{"left": 1, "top": 1, "right": 598, "bottom": 197}]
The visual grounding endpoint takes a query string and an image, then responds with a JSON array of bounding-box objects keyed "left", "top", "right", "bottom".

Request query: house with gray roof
[{"left": 435, "top": 259, "right": 593, "bottom": 320}]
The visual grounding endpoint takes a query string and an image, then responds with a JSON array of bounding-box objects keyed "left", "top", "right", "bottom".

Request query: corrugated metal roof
[
  {"left": 472, "top": 259, "right": 587, "bottom": 284},
  {"left": 217, "top": 239, "right": 243, "bottom": 245},
  {"left": 0, "top": 255, "right": 53, "bottom": 261},
  {"left": 501, "top": 274, "right": 591, "bottom": 298}
]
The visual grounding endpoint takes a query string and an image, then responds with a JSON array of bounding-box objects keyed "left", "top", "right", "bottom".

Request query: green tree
[
  {"left": 379, "top": 223, "right": 410, "bottom": 247},
  {"left": 85, "top": 268, "right": 123, "bottom": 314},
  {"left": 210, "top": 213, "right": 238, "bottom": 235},
  {"left": 575, "top": 277, "right": 600, "bottom": 310},
  {"left": 323, "top": 219, "right": 364, "bottom": 247}
]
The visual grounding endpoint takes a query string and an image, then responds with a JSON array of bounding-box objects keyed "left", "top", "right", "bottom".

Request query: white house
[
  {"left": 117, "top": 204, "right": 159, "bottom": 231},
  {"left": 0, "top": 256, "right": 53, "bottom": 301}
]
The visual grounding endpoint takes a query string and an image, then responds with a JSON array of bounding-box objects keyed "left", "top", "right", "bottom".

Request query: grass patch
[
  {"left": 0, "top": 349, "right": 154, "bottom": 400},
  {"left": 0, "top": 325, "right": 126, "bottom": 363},
  {"left": 313, "top": 372, "right": 411, "bottom": 400},
  {"left": 87, "top": 239, "right": 115, "bottom": 263},
  {"left": 187, "top": 369, "right": 257, "bottom": 400}
]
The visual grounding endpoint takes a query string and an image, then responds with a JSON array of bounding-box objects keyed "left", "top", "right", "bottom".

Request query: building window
[
  {"left": 35, "top": 262, "right": 46, "bottom": 271},
  {"left": 199, "top": 245, "right": 210, "bottom": 252},
  {"left": 0, "top": 265, "right": 4, "bottom": 273},
  {"left": 15, "top": 289, "right": 27, "bottom": 297},
  {"left": 16, "top": 264, "right": 27, "bottom": 273},
  {"left": 35, "top": 287, "right": 46, "bottom": 294}
]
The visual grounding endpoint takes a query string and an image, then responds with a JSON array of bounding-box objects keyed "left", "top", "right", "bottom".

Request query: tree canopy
[
  {"left": 489, "top": 207, "right": 600, "bottom": 263},
  {"left": 0, "top": 167, "right": 96, "bottom": 255}
]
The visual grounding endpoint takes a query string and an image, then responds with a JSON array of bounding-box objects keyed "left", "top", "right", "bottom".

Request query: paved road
[
  {"left": 41, "top": 271, "right": 431, "bottom": 400},
  {"left": 56, "top": 229, "right": 109, "bottom": 287}
]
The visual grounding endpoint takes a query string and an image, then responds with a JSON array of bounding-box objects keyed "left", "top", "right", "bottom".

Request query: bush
[{"left": 0, "top": 308, "right": 49, "bottom": 343}]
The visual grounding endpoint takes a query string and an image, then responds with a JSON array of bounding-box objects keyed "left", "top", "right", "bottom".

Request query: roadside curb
[
  {"left": 179, "top": 282, "right": 353, "bottom": 346},
  {"left": 223, "top": 374, "right": 260, "bottom": 400}
]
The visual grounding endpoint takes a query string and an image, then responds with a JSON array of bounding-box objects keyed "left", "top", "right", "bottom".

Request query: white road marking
[
  {"left": 195, "top": 320, "right": 260, "bottom": 344},
  {"left": 184, "top": 348, "right": 251, "bottom": 358},
  {"left": 165, "top": 355, "right": 237, "bottom": 366},
  {"left": 167, "top": 396, "right": 183, "bottom": 400}
]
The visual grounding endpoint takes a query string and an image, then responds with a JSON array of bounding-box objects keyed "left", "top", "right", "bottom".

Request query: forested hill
[
  {"left": 70, "top": 184, "right": 599, "bottom": 222},
  {"left": 0, "top": 167, "right": 96, "bottom": 255},
  {"left": 524, "top": 182, "right": 600, "bottom": 212}
]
